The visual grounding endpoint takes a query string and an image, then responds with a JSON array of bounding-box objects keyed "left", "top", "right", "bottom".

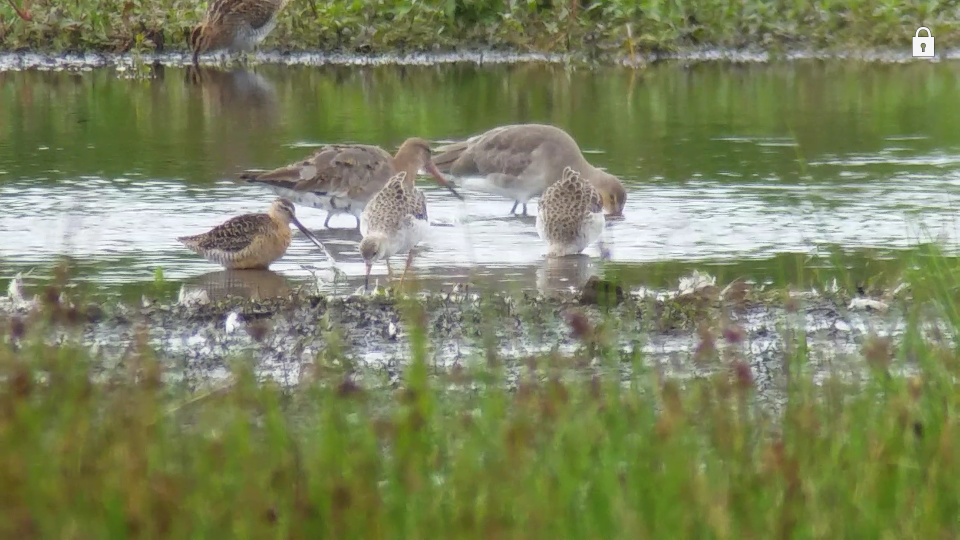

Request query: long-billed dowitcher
[
  {"left": 536, "top": 167, "right": 606, "bottom": 257},
  {"left": 177, "top": 198, "right": 330, "bottom": 270},
  {"left": 189, "top": 0, "right": 289, "bottom": 66},
  {"left": 240, "top": 137, "right": 458, "bottom": 230},
  {"left": 432, "top": 123, "right": 627, "bottom": 218},
  {"left": 358, "top": 171, "right": 463, "bottom": 289}
]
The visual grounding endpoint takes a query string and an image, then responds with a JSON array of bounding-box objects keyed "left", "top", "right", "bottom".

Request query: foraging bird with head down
[
  {"left": 240, "top": 137, "right": 456, "bottom": 230},
  {"left": 431, "top": 123, "right": 627, "bottom": 218},
  {"left": 177, "top": 198, "right": 332, "bottom": 270},
  {"left": 536, "top": 167, "right": 606, "bottom": 257},
  {"left": 189, "top": 0, "right": 289, "bottom": 66},
  {"left": 358, "top": 171, "right": 463, "bottom": 290}
]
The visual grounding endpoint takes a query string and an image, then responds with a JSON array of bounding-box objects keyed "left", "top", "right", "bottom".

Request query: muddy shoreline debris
[
  {"left": 1, "top": 269, "right": 921, "bottom": 419},
  {"left": 0, "top": 47, "right": 954, "bottom": 72}
]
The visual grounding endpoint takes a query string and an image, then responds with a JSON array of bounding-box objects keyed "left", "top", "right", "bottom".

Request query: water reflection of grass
[
  {"left": 4, "top": 245, "right": 953, "bottom": 306},
  {"left": 2, "top": 246, "right": 960, "bottom": 535},
  {"left": 0, "top": 0, "right": 956, "bottom": 55}
]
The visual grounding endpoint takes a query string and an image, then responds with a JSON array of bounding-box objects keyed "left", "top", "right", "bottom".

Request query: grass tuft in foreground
[
  {"left": 0, "top": 0, "right": 956, "bottom": 57},
  {"left": 2, "top": 252, "right": 960, "bottom": 537}
]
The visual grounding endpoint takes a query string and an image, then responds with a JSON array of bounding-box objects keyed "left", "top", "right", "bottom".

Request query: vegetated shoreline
[
  {"left": 2, "top": 270, "right": 953, "bottom": 536},
  {"left": 1, "top": 0, "right": 956, "bottom": 61},
  {"left": 0, "top": 46, "right": 954, "bottom": 72},
  {"left": 0, "top": 270, "right": 915, "bottom": 417}
]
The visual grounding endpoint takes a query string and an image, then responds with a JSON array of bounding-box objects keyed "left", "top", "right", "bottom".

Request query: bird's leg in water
[
  {"left": 598, "top": 240, "right": 612, "bottom": 261},
  {"left": 398, "top": 250, "right": 416, "bottom": 289}
]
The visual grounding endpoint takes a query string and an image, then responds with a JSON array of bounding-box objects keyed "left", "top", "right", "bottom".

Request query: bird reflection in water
[
  {"left": 184, "top": 65, "right": 279, "bottom": 123},
  {"left": 536, "top": 253, "right": 600, "bottom": 295},
  {"left": 180, "top": 269, "right": 292, "bottom": 302},
  {"left": 184, "top": 65, "right": 280, "bottom": 174}
]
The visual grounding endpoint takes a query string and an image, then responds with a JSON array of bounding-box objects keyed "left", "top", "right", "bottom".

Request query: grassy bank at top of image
[
  {"left": 0, "top": 0, "right": 958, "bottom": 58},
  {"left": 3, "top": 250, "right": 960, "bottom": 537}
]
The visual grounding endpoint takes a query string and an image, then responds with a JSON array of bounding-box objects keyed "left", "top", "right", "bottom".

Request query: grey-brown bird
[
  {"left": 189, "top": 0, "right": 289, "bottom": 65},
  {"left": 432, "top": 123, "right": 627, "bottom": 218},
  {"left": 240, "top": 137, "right": 459, "bottom": 230}
]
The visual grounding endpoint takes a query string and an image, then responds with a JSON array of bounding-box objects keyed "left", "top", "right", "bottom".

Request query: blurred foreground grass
[
  {"left": 3, "top": 247, "right": 960, "bottom": 537},
  {"left": 0, "top": 0, "right": 957, "bottom": 56}
]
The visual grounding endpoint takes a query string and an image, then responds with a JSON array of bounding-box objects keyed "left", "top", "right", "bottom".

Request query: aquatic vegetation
[
  {"left": 0, "top": 0, "right": 956, "bottom": 56},
  {"left": 1, "top": 251, "right": 959, "bottom": 535}
]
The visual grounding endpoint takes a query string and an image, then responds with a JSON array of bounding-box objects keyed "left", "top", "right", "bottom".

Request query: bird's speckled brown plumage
[
  {"left": 535, "top": 167, "right": 605, "bottom": 257},
  {"left": 432, "top": 123, "right": 627, "bottom": 217},
  {"left": 177, "top": 198, "right": 329, "bottom": 269},
  {"left": 189, "top": 0, "right": 289, "bottom": 65},
  {"left": 241, "top": 137, "right": 459, "bottom": 229},
  {"left": 357, "top": 172, "right": 435, "bottom": 288}
]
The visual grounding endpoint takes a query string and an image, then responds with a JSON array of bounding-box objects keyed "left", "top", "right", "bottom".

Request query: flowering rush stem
[{"left": 5, "top": 0, "right": 32, "bottom": 21}]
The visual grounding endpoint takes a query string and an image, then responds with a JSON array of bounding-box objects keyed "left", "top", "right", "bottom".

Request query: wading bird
[
  {"left": 536, "top": 167, "right": 606, "bottom": 257},
  {"left": 432, "top": 123, "right": 627, "bottom": 218},
  {"left": 189, "top": 0, "right": 289, "bottom": 66},
  {"left": 240, "top": 137, "right": 456, "bottom": 230},
  {"left": 177, "top": 198, "right": 331, "bottom": 270},
  {"left": 358, "top": 171, "right": 463, "bottom": 289}
]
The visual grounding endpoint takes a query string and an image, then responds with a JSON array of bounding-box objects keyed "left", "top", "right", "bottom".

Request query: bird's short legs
[
  {"left": 598, "top": 239, "right": 612, "bottom": 260},
  {"left": 398, "top": 250, "right": 416, "bottom": 289},
  {"left": 509, "top": 201, "right": 529, "bottom": 216},
  {"left": 323, "top": 213, "right": 333, "bottom": 228}
]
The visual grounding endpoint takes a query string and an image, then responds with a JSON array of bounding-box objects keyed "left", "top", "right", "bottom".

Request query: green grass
[
  {"left": 3, "top": 249, "right": 960, "bottom": 537},
  {"left": 0, "top": 0, "right": 957, "bottom": 57}
]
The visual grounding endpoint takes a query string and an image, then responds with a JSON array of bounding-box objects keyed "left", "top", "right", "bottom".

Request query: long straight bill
[
  {"left": 290, "top": 217, "right": 336, "bottom": 260},
  {"left": 425, "top": 161, "right": 464, "bottom": 200}
]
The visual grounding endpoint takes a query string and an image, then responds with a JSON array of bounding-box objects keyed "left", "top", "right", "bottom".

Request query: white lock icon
[{"left": 913, "top": 27, "right": 934, "bottom": 57}]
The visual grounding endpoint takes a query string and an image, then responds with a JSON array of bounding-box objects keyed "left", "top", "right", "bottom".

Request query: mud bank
[
  {"left": 1, "top": 273, "right": 918, "bottom": 415},
  {"left": 0, "top": 48, "right": 953, "bottom": 72}
]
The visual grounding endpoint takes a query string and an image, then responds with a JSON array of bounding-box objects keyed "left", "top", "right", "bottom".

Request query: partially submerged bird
[
  {"left": 432, "top": 123, "right": 627, "bottom": 218},
  {"left": 240, "top": 137, "right": 455, "bottom": 230},
  {"left": 177, "top": 198, "right": 331, "bottom": 270},
  {"left": 359, "top": 171, "right": 463, "bottom": 289},
  {"left": 536, "top": 167, "right": 606, "bottom": 257},
  {"left": 189, "top": 0, "right": 289, "bottom": 66}
]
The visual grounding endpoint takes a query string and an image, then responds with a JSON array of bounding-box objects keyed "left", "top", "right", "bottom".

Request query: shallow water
[{"left": 1, "top": 60, "right": 958, "bottom": 298}]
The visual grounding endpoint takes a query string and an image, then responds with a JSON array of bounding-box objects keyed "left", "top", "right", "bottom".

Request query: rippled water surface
[{"left": 1, "top": 61, "right": 958, "bottom": 298}]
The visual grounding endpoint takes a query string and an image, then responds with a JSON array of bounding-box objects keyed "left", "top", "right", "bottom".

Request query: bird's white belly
[
  {"left": 535, "top": 212, "right": 548, "bottom": 242},
  {"left": 541, "top": 211, "right": 605, "bottom": 256},
  {"left": 454, "top": 174, "right": 545, "bottom": 203},
  {"left": 234, "top": 17, "right": 279, "bottom": 50},
  {"left": 383, "top": 218, "right": 429, "bottom": 259},
  {"left": 269, "top": 187, "right": 363, "bottom": 216},
  {"left": 580, "top": 211, "right": 605, "bottom": 249}
]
